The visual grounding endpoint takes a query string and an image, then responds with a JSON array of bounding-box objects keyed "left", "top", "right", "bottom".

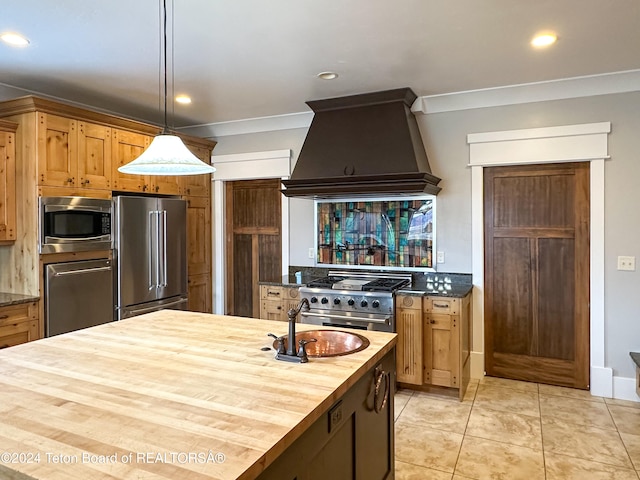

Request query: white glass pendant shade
[{"left": 117, "top": 134, "right": 215, "bottom": 176}]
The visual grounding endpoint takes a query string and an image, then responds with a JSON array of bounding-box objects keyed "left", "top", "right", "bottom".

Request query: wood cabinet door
[
  {"left": 0, "top": 128, "right": 16, "bottom": 243},
  {"left": 37, "top": 113, "right": 77, "bottom": 187},
  {"left": 77, "top": 122, "right": 112, "bottom": 190},
  {"left": 152, "top": 174, "right": 181, "bottom": 195},
  {"left": 186, "top": 196, "right": 211, "bottom": 276},
  {"left": 111, "top": 129, "right": 150, "bottom": 192},
  {"left": 180, "top": 145, "right": 212, "bottom": 196},
  {"left": 187, "top": 273, "right": 211, "bottom": 313},
  {"left": 484, "top": 163, "right": 590, "bottom": 389},
  {"left": 395, "top": 295, "right": 423, "bottom": 385},
  {"left": 424, "top": 312, "right": 459, "bottom": 387}
]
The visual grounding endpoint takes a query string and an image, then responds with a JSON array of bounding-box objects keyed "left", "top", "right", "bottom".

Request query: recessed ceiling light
[
  {"left": 317, "top": 71, "right": 338, "bottom": 80},
  {"left": 175, "top": 95, "right": 192, "bottom": 104},
  {"left": 1, "top": 32, "right": 30, "bottom": 47},
  {"left": 531, "top": 32, "right": 557, "bottom": 48}
]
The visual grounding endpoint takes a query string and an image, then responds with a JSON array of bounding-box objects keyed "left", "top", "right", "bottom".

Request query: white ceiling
[{"left": 2, "top": 0, "right": 640, "bottom": 129}]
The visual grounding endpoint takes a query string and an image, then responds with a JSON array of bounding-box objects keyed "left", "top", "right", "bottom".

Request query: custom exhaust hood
[{"left": 282, "top": 87, "right": 441, "bottom": 198}]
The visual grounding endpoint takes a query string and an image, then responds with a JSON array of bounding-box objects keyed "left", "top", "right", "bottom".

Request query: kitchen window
[{"left": 314, "top": 196, "right": 435, "bottom": 270}]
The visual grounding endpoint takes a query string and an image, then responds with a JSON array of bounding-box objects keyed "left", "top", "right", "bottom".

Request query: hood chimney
[{"left": 282, "top": 87, "right": 441, "bottom": 198}]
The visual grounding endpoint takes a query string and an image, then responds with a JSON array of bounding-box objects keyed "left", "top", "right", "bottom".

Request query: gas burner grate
[
  {"left": 362, "top": 278, "right": 410, "bottom": 292},
  {"left": 306, "top": 276, "right": 347, "bottom": 288}
]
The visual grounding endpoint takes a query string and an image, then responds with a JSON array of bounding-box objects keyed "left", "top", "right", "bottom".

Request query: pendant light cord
[{"left": 162, "top": 0, "right": 168, "bottom": 134}]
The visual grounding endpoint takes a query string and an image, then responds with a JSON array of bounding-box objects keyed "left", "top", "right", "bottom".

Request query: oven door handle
[{"left": 300, "top": 311, "right": 391, "bottom": 324}]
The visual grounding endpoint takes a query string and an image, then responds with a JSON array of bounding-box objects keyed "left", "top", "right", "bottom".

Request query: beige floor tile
[
  {"left": 605, "top": 397, "right": 640, "bottom": 409},
  {"left": 461, "top": 380, "right": 479, "bottom": 404},
  {"left": 608, "top": 404, "right": 640, "bottom": 435},
  {"left": 620, "top": 431, "right": 640, "bottom": 470},
  {"left": 478, "top": 376, "right": 539, "bottom": 393},
  {"left": 395, "top": 389, "right": 413, "bottom": 421},
  {"left": 395, "top": 460, "right": 452, "bottom": 479},
  {"left": 473, "top": 383, "right": 540, "bottom": 417},
  {"left": 541, "top": 416, "right": 633, "bottom": 469},
  {"left": 395, "top": 420, "right": 463, "bottom": 473},
  {"left": 454, "top": 436, "right": 544, "bottom": 480},
  {"left": 538, "top": 383, "right": 605, "bottom": 403},
  {"left": 400, "top": 392, "right": 472, "bottom": 434},
  {"left": 465, "top": 406, "right": 542, "bottom": 449},
  {"left": 545, "top": 452, "right": 640, "bottom": 480},
  {"left": 540, "top": 394, "right": 616, "bottom": 429}
]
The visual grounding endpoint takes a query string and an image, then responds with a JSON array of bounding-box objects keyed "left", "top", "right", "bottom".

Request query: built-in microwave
[{"left": 39, "top": 197, "right": 112, "bottom": 253}]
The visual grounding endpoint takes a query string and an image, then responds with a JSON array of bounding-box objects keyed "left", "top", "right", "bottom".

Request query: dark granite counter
[
  {"left": 259, "top": 271, "right": 473, "bottom": 298},
  {"left": 0, "top": 292, "right": 39, "bottom": 308},
  {"left": 631, "top": 352, "right": 640, "bottom": 369}
]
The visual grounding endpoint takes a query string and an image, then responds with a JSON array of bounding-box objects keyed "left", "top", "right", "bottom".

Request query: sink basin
[{"left": 275, "top": 329, "right": 370, "bottom": 357}]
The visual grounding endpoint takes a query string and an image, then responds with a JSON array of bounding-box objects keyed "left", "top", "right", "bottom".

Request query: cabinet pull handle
[
  {"left": 433, "top": 302, "right": 449, "bottom": 308},
  {"left": 0, "top": 315, "right": 8, "bottom": 320},
  {"left": 430, "top": 319, "right": 436, "bottom": 324},
  {"left": 373, "top": 366, "right": 390, "bottom": 414}
]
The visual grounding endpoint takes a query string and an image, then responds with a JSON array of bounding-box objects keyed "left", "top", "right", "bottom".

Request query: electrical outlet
[
  {"left": 617, "top": 256, "right": 636, "bottom": 271},
  {"left": 308, "top": 248, "right": 315, "bottom": 259},
  {"left": 436, "top": 251, "right": 445, "bottom": 264}
]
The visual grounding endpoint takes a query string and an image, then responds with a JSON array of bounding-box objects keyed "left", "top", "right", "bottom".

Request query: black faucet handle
[
  {"left": 296, "top": 338, "right": 317, "bottom": 363},
  {"left": 267, "top": 333, "right": 286, "bottom": 354}
]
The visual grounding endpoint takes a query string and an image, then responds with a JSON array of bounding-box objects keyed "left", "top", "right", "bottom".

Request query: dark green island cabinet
[{"left": 257, "top": 349, "right": 396, "bottom": 480}]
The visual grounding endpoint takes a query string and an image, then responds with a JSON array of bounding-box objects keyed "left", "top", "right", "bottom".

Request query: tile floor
[{"left": 394, "top": 377, "right": 640, "bottom": 479}]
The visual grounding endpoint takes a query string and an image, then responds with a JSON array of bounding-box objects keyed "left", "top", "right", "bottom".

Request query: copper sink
[{"left": 276, "top": 329, "right": 370, "bottom": 357}]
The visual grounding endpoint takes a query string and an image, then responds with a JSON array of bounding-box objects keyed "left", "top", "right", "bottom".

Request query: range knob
[
  {"left": 347, "top": 299, "right": 355, "bottom": 306},
  {"left": 372, "top": 300, "right": 380, "bottom": 308},
  {"left": 333, "top": 298, "right": 341, "bottom": 305},
  {"left": 360, "top": 299, "right": 368, "bottom": 308},
  {"left": 321, "top": 297, "right": 329, "bottom": 304},
  {"left": 310, "top": 297, "right": 318, "bottom": 304}
]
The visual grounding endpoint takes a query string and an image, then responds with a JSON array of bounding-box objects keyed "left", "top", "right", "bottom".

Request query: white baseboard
[
  {"left": 470, "top": 351, "right": 485, "bottom": 379},
  {"left": 613, "top": 375, "right": 640, "bottom": 403},
  {"left": 591, "top": 365, "right": 614, "bottom": 398}
]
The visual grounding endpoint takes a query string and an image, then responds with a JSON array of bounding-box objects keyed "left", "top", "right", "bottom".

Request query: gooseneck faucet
[
  {"left": 268, "top": 298, "right": 315, "bottom": 363},
  {"left": 286, "top": 297, "right": 309, "bottom": 355}
]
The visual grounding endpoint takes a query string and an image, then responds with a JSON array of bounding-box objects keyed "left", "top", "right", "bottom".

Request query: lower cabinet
[
  {"left": 396, "top": 293, "right": 472, "bottom": 400},
  {"left": 256, "top": 349, "right": 395, "bottom": 480},
  {"left": 259, "top": 285, "right": 300, "bottom": 321},
  {"left": 0, "top": 302, "right": 39, "bottom": 349}
]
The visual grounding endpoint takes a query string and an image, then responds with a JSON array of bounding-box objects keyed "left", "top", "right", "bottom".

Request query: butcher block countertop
[{"left": 0, "top": 310, "right": 396, "bottom": 480}]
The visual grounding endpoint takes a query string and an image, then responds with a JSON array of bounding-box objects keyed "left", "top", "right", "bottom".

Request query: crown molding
[
  {"left": 179, "top": 70, "right": 640, "bottom": 138},
  {"left": 412, "top": 69, "right": 640, "bottom": 114},
  {"left": 177, "top": 111, "right": 313, "bottom": 138}
]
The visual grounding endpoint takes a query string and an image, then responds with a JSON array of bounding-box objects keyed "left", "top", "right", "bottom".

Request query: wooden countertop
[{"left": 0, "top": 311, "right": 396, "bottom": 480}]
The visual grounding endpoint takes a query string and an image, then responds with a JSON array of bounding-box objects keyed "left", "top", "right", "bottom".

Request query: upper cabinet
[
  {"left": 0, "top": 119, "right": 17, "bottom": 244},
  {"left": 111, "top": 129, "right": 150, "bottom": 192},
  {"left": 78, "top": 121, "right": 112, "bottom": 190},
  {"left": 36, "top": 113, "right": 77, "bottom": 187}
]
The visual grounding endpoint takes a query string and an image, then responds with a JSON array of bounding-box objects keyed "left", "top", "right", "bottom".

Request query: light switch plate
[
  {"left": 308, "top": 248, "right": 315, "bottom": 259},
  {"left": 436, "top": 251, "right": 445, "bottom": 264},
  {"left": 617, "top": 255, "right": 636, "bottom": 271}
]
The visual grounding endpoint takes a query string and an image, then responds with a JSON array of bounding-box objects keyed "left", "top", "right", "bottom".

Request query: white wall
[{"left": 210, "top": 91, "right": 640, "bottom": 385}]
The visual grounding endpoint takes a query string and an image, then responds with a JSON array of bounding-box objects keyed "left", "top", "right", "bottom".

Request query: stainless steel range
[{"left": 298, "top": 271, "right": 411, "bottom": 332}]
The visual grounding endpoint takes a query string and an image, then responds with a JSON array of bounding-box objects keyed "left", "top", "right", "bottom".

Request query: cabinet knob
[{"left": 430, "top": 319, "right": 435, "bottom": 324}]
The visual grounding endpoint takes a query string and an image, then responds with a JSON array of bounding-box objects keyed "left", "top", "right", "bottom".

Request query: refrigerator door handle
[
  {"left": 148, "top": 211, "right": 156, "bottom": 290},
  {"left": 155, "top": 210, "right": 162, "bottom": 290},
  {"left": 161, "top": 210, "right": 168, "bottom": 287}
]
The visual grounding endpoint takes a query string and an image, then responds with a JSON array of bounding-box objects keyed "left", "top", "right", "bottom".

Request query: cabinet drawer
[
  {"left": 260, "top": 285, "right": 283, "bottom": 300},
  {"left": 0, "top": 302, "right": 36, "bottom": 327},
  {"left": 424, "top": 297, "right": 459, "bottom": 314},
  {"left": 0, "top": 320, "right": 38, "bottom": 349}
]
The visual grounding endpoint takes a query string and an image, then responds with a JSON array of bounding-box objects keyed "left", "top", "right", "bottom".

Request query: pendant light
[{"left": 118, "top": 0, "right": 215, "bottom": 176}]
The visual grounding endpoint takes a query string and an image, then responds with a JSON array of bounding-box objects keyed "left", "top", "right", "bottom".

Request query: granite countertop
[
  {"left": 631, "top": 352, "right": 640, "bottom": 369},
  {"left": 0, "top": 292, "right": 40, "bottom": 308}
]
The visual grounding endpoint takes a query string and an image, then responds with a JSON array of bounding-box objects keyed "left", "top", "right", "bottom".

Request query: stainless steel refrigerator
[{"left": 114, "top": 196, "right": 188, "bottom": 320}]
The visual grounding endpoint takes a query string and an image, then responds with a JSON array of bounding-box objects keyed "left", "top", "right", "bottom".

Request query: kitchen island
[{"left": 0, "top": 310, "right": 396, "bottom": 480}]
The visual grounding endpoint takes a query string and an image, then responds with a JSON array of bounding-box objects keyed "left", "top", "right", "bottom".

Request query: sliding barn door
[{"left": 484, "top": 163, "right": 590, "bottom": 389}]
